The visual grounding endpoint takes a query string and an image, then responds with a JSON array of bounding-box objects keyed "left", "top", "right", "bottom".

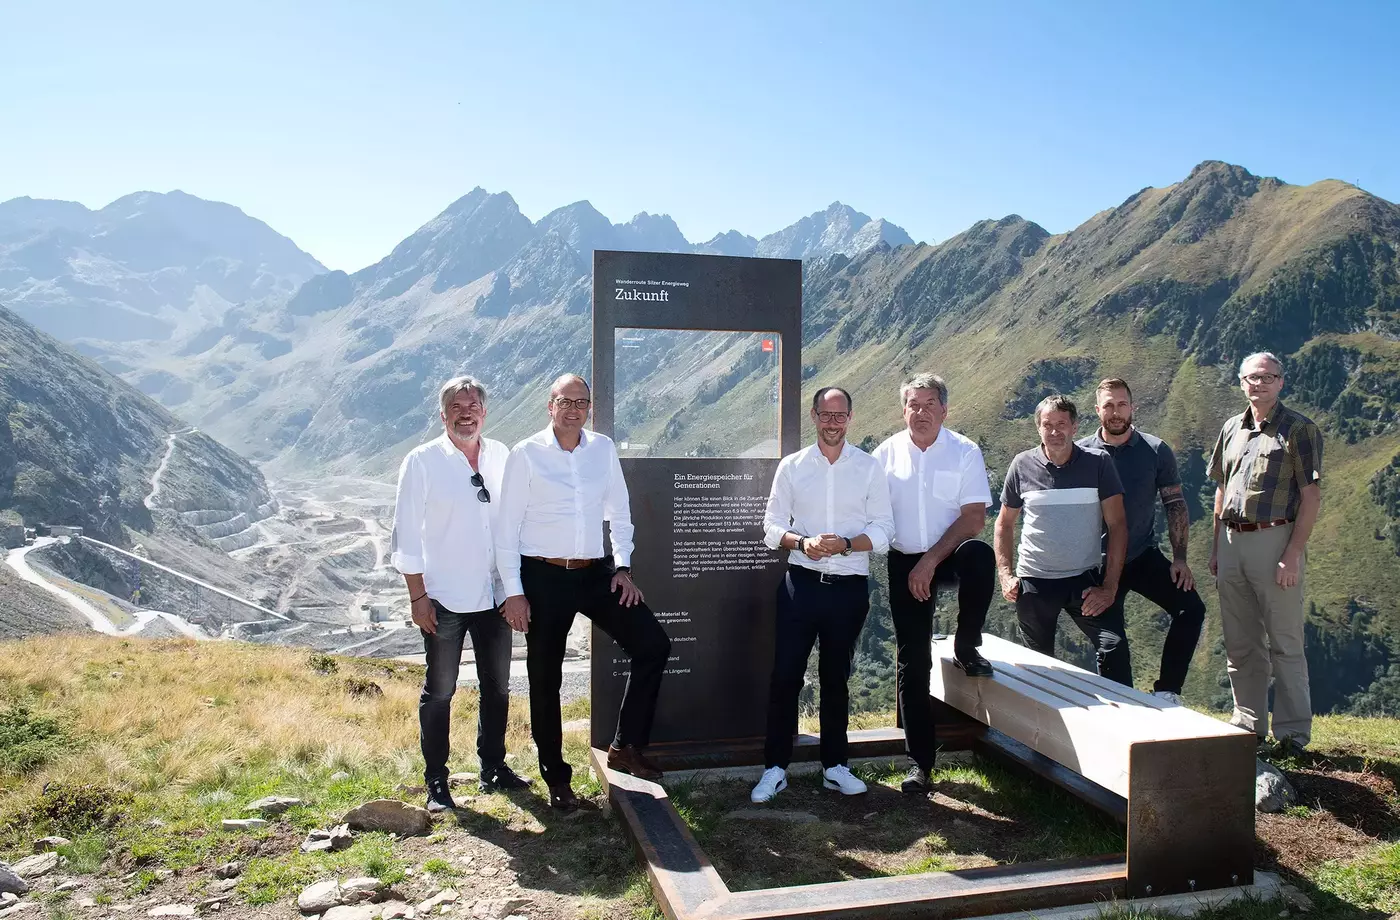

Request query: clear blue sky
[{"left": 3, "top": 1, "right": 1397, "bottom": 272}]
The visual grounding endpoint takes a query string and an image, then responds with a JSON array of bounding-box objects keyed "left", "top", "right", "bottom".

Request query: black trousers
[
  {"left": 420, "top": 600, "right": 512, "bottom": 781},
  {"left": 764, "top": 565, "right": 870, "bottom": 770},
  {"left": 1015, "top": 570, "right": 1132, "bottom": 686},
  {"left": 888, "top": 540, "right": 995, "bottom": 771},
  {"left": 521, "top": 556, "right": 671, "bottom": 789},
  {"left": 1116, "top": 547, "right": 1206, "bottom": 694}
]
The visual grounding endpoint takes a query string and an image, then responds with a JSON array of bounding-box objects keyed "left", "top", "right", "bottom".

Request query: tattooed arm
[{"left": 1160, "top": 483, "right": 1194, "bottom": 591}]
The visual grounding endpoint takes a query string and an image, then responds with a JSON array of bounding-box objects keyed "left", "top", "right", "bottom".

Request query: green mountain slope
[{"left": 782, "top": 162, "right": 1400, "bottom": 715}]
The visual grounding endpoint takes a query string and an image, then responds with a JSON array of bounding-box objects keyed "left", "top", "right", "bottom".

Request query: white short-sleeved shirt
[{"left": 872, "top": 427, "right": 993, "bottom": 555}]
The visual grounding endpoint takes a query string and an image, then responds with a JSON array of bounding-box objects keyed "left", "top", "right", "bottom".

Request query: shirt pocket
[
  {"left": 930, "top": 470, "right": 961, "bottom": 503},
  {"left": 1248, "top": 435, "right": 1291, "bottom": 493}
]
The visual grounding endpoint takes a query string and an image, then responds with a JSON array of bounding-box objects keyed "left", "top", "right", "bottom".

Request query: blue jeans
[{"left": 420, "top": 600, "right": 512, "bottom": 781}]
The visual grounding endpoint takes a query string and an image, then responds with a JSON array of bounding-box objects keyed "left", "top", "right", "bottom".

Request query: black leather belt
[{"left": 789, "top": 564, "right": 866, "bottom": 584}]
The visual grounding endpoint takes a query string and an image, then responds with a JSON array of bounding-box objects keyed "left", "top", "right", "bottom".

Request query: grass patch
[
  {"left": 239, "top": 833, "right": 406, "bottom": 905},
  {"left": 1311, "top": 840, "right": 1400, "bottom": 914},
  {"left": 56, "top": 833, "right": 108, "bottom": 873},
  {"left": 0, "top": 702, "right": 70, "bottom": 775},
  {"left": 668, "top": 754, "right": 1122, "bottom": 892}
]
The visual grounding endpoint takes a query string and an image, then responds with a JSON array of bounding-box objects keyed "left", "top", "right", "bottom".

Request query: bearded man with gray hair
[
  {"left": 391, "top": 376, "right": 530, "bottom": 813},
  {"left": 1208, "top": 351, "right": 1322, "bottom": 757}
]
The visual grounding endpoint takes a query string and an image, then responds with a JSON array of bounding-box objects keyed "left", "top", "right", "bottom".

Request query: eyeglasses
[
  {"left": 470, "top": 471, "right": 490, "bottom": 503},
  {"left": 815, "top": 411, "right": 850, "bottom": 424},
  {"left": 552, "top": 397, "right": 592, "bottom": 411},
  {"left": 1241, "top": 373, "right": 1281, "bottom": 385}
]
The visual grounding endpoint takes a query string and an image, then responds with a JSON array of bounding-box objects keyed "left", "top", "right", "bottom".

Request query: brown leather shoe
[
  {"left": 548, "top": 784, "right": 579, "bottom": 811},
  {"left": 607, "top": 744, "right": 663, "bottom": 782}
]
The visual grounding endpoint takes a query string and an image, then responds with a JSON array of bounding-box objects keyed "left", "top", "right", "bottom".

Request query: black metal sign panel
[{"left": 591, "top": 250, "right": 802, "bottom": 749}]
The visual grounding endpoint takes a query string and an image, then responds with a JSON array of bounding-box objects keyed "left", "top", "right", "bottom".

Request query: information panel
[{"left": 592, "top": 250, "right": 802, "bottom": 749}]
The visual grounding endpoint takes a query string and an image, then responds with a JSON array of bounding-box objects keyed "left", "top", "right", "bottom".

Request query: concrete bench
[{"left": 931, "top": 634, "right": 1257, "bottom": 898}]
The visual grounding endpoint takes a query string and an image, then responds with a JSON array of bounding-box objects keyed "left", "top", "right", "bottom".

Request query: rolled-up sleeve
[
  {"left": 389, "top": 452, "right": 425, "bottom": 575},
  {"left": 863, "top": 461, "right": 894, "bottom": 553},
  {"left": 763, "top": 457, "right": 796, "bottom": 550},
  {"left": 603, "top": 444, "right": 634, "bottom": 568},
  {"left": 495, "top": 447, "right": 532, "bottom": 597}
]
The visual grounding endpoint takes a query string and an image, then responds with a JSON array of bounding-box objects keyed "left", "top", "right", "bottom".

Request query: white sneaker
[
  {"left": 1154, "top": 690, "right": 1185, "bottom": 706},
  {"left": 751, "top": 766, "right": 788, "bottom": 803},
  {"left": 822, "top": 764, "right": 868, "bottom": 796}
]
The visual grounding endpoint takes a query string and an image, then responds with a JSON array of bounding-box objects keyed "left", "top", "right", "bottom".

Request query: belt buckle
[{"left": 819, "top": 571, "right": 835, "bottom": 585}]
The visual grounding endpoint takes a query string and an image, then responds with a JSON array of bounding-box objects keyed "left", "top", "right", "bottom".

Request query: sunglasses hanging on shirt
[{"left": 471, "top": 472, "right": 490, "bottom": 503}]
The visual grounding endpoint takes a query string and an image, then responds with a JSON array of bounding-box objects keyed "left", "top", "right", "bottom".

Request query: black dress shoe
[
  {"left": 900, "top": 765, "right": 931, "bottom": 794},
  {"left": 548, "top": 784, "right": 580, "bottom": 811},
  {"left": 480, "top": 764, "right": 533, "bottom": 793},
  {"left": 425, "top": 775, "right": 456, "bottom": 813},
  {"left": 954, "top": 649, "right": 993, "bottom": 678}
]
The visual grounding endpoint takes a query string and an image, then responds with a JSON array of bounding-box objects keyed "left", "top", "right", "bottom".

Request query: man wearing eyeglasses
[
  {"left": 1208, "top": 351, "right": 1322, "bottom": 757},
  {"left": 391, "top": 376, "right": 529, "bottom": 814},
  {"left": 751, "top": 386, "right": 895, "bottom": 804},
  {"left": 497, "top": 373, "right": 671, "bottom": 810},
  {"left": 872, "top": 373, "right": 996, "bottom": 796}
]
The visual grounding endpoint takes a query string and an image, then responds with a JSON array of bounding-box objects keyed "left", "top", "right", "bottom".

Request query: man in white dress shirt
[
  {"left": 497, "top": 373, "right": 671, "bottom": 810},
  {"left": 751, "top": 386, "right": 895, "bottom": 804},
  {"left": 391, "top": 376, "right": 530, "bottom": 814},
  {"left": 872, "top": 373, "right": 997, "bottom": 795}
]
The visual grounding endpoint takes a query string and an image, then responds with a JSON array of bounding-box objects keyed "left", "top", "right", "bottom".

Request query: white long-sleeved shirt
[
  {"left": 390, "top": 434, "right": 508, "bottom": 612},
  {"left": 495, "top": 426, "right": 635, "bottom": 597},
  {"left": 762, "top": 441, "right": 895, "bottom": 576},
  {"left": 872, "top": 427, "right": 993, "bottom": 554}
]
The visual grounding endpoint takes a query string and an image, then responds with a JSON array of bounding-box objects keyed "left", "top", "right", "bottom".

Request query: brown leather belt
[
  {"left": 1224, "top": 518, "right": 1292, "bottom": 532},
  {"left": 528, "top": 555, "right": 599, "bottom": 569}
]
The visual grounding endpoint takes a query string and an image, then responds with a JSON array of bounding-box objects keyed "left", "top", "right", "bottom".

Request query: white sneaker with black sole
[
  {"left": 822, "top": 764, "right": 867, "bottom": 795},
  {"left": 751, "top": 766, "right": 788, "bottom": 803}
]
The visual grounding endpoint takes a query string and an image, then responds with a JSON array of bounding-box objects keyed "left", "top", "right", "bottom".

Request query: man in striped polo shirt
[{"left": 994, "top": 395, "right": 1131, "bottom": 683}]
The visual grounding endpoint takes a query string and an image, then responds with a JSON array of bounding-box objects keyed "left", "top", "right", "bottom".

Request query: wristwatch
[
  {"left": 615, "top": 565, "right": 631, "bottom": 576},
  {"left": 841, "top": 537, "right": 852, "bottom": 556}
]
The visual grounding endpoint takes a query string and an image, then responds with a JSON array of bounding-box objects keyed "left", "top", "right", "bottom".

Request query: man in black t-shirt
[{"left": 1078, "top": 378, "right": 1205, "bottom": 704}]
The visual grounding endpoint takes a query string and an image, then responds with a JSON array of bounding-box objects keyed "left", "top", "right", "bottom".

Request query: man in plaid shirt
[{"left": 1208, "top": 351, "right": 1323, "bottom": 755}]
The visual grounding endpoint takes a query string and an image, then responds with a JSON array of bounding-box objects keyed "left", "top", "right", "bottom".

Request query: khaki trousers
[{"left": 1217, "top": 523, "right": 1311, "bottom": 745}]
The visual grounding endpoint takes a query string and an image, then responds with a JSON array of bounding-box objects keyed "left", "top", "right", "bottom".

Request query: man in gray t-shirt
[{"left": 993, "top": 395, "right": 1132, "bottom": 685}]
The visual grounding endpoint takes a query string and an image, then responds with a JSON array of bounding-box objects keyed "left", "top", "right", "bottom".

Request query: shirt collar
[
  {"left": 903, "top": 427, "right": 944, "bottom": 453},
  {"left": 1038, "top": 443, "right": 1080, "bottom": 469},
  {"left": 545, "top": 426, "right": 590, "bottom": 452},
  {"left": 807, "top": 440, "right": 855, "bottom": 464},
  {"left": 1087, "top": 427, "right": 1140, "bottom": 449},
  {"left": 1242, "top": 401, "right": 1285, "bottom": 432}
]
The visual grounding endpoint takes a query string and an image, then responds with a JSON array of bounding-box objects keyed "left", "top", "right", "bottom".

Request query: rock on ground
[
  {"left": 30, "top": 837, "right": 69, "bottom": 853},
  {"left": 245, "top": 796, "right": 303, "bottom": 816},
  {"left": 416, "top": 889, "right": 459, "bottom": 912},
  {"left": 1256, "top": 759, "right": 1299, "bottom": 813},
  {"left": 320, "top": 907, "right": 379, "bottom": 920},
  {"left": 340, "top": 878, "right": 380, "bottom": 904},
  {"left": 343, "top": 800, "right": 432, "bottom": 836},
  {"left": 298, "top": 879, "right": 343, "bottom": 914},
  {"left": 472, "top": 898, "right": 533, "bottom": 919},
  {"left": 8, "top": 853, "right": 58, "bottom": 880},
  {"left": 220, "top": 818, "right": 267, "bottom": 831},
  {"left": 213, "top": 862, "right": 243, "bottom": 880},
  {"left": 0, "top": 866, "right": 26, "bottom": 896},
  {"left": 148, "top": 907, "right": 196, "bottom": 917}
]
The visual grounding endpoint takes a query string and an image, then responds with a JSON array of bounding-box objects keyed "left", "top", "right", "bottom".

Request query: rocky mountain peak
[
  {"left": 536, "top": 201, "right": 618, "bottom": 256},
  {"left": 695, "top": 230, "right": 759, "bottom": 257},
  {"left": 755, "top": 202, "right": 912, "bottom": 260},
  {"left": 616, "top": 212, "right": 690, "bottom": 252}
]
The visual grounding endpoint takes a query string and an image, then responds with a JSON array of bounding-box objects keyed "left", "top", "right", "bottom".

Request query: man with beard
[
  {"left": 391, "top": 376, "right": 530, "bottom": 813},
  {"left": 496, "top": 373, "right": 671, "bottom": 810},
  {"left": 872, "top": 373, "right": 996, "bottom": 795},
  {"left": 752, "top": 386, "right": 895, "bottom": 804},
  {"left": 1208, "top": 352, "right": 1322, "bottom": 755},
  {"left": 1078, "top": 378, "right": 1205, "bottom": 703},
  {"left": 994, "top": 395, "right": 1131, "bottom": 685}
]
